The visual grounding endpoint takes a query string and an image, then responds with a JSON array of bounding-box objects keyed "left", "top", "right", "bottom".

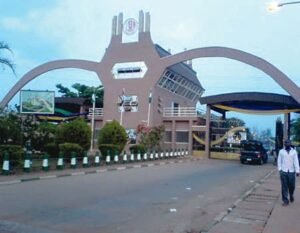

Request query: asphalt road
[{"left": 0, "top": 158, "right": 275, "bottom": 233}]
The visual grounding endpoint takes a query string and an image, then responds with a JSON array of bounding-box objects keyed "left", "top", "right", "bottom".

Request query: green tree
[
  {"left": 31, "top": 121, "right": 57, "bottom": 151},
  {"left": 224, "top": 117, "right": 245, "bottom": 128},
  {"left": 291, "top": 117, "right": 300, "bottom": 143},
  {"left": 0, "top": 113, "right": 22, "bottom": 144},
  {"left": 97, "top": 120, "right": 127, "bottom": 153},
  {"left": 136, "top": 124, "right": 165, "bottom": 151},
  {"left": 0, "top": 42, "right": 15, "bottom": 74},
  {"left": 56, "top": 83, "right": 104, "bottom": 107},
  {"left": 55, "top": 118, "right": 91, "bottom": 150},
  {"left": 22, "top": 115, "right": 38, "bottom": 146}
]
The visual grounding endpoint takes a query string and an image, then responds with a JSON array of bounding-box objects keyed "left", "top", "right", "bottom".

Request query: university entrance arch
[
  {"left": 1, "top": 11, "right": 300, "bottom": 157},
  {"left": 160, "top": 46, "right": 300, "bottom": 104},
  {"left": 0, "top": 59, "right": 101, "bottom": 109}
]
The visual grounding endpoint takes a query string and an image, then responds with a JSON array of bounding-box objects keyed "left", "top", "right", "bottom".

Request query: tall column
[
  {"left": 188, "top": 119, "right": 193, "bottom": 156},
  {"left": 205, "top": 105, "right": 211, "bottom": 158},
  {"left": 117, "top": 13, "right": 123, "bottom": 36},
  {"left": 172, "top": 120, "right": 176, "bottom": 150},
  {"left": 283, "top": 113, "right": 290, "bottom": 141},
  {"left": 145, "top": 12, "right": 150, "bottom": 32},
  {"left": 112, "top": 16, "right": 117, "bottom": 35},
  {"left": 139, "top": 10, "right": 144, "bottom": 32}
]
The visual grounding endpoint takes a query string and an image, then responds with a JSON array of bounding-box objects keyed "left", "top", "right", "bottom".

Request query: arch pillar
[
  {"left": 205, "top": 105, "right": 211, "bottom": 158},
  {"left": 283, "top": 113, "right": 291, "bottom": 141}
]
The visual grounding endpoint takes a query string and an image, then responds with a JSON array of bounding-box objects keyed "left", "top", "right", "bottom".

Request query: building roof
[
  {"left": 154, "top": 44, "right": 202, "bottom": 87},
  {"left": 199, "top": 92, "right": 300, "bottom": 115},
  {"left": 55, "top": 97, "right": 88, "bottom": 105}
]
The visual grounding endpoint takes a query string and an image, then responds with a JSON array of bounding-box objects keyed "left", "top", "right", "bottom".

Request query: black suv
[{"left": 240, "top": 140, "right": 268, "bottom": 165}]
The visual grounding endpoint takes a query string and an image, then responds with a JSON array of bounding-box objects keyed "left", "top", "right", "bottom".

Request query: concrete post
[
  {"left": 283, "top": 113, "right": 290, "bottom": 141},
  {"left": 172, "top": 120, "right": 176, "bottom": 151},
  {"left": 188, "top": 119, "right": 193, "bottom": 156},
  {"left": 205, "top": 105, "right": 211, "bottom": 158}
]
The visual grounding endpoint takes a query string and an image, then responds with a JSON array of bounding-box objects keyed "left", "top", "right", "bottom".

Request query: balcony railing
[
  {"left": 88, "top": 108, "right": 104, "bottom": 116},
  {"left": 163, "top": 107, "right": 197, "bottom": 117}
]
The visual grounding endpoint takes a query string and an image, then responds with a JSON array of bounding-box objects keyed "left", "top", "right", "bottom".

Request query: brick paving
[{"left": 203, "top": 170, "right": 280, "bottom": 233}]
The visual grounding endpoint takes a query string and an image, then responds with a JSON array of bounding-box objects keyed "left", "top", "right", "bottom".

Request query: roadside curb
[{"left": 0, "top": 157, "right": 202, "bottom": 186}]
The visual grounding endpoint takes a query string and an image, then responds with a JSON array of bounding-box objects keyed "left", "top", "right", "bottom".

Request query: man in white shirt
[{"left": 277, "top": 140, "right": 300, "bottom": 206}]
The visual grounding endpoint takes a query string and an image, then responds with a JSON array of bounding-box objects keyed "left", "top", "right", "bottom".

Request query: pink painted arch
[
  {"left": 0, "top": 59, "right": 100, "bottom": 109},
  {"left": 160, "top": 46, "right": 300, "bottom": 103}
]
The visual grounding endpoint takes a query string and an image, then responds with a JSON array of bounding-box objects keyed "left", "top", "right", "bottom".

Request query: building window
[
  {"left": 164, "top": 131, "right": 172, "bottom": 142},
  {"left": 112, "top": 61, "right": 148, "bottom": 79},
  {"left": 176, "top": 131, "right": 189, "bottom": 143},
  {"left": 157, "top": 69, "right": 204, "bottom": 102}
]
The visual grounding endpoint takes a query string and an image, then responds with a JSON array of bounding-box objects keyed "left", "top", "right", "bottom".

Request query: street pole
[
  {"left": 120, "top": 88, "right": 125, "bottom": 126},
  {"left": 120, "top": 105, "right": 124, "bottom": 126},
  {"left": 90, "top": 91, "right": 96, "bottom": 152},
  {"left": 147, "top": 89, "right": 152, "bottom": 126}
]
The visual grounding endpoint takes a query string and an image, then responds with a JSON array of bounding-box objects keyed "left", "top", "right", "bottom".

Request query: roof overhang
[{"left": 199, "top": 92, "right": 300, "bottom": 115}]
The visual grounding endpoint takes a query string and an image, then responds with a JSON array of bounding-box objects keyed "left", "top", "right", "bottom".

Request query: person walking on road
[{"left": 277, "top": 140, "right": 300, "bottom": 206}]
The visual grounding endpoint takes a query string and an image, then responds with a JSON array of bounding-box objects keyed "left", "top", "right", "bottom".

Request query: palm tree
[{"left": 0, "top": 41, "right": 15, "bottom": 74}]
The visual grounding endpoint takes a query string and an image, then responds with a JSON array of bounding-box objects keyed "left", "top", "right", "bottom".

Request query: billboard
[{"left": 20, "top": 90, "right": 55, "bottom": 114}]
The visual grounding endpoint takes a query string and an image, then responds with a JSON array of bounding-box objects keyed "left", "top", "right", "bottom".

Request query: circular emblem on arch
[{"left": 123, "top": 18, "right": 138, "bottom": 35}]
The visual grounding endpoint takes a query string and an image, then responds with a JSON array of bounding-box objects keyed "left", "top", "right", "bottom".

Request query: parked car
[{"left": 240, "top": 140, "right": 268, "bottom": 165}]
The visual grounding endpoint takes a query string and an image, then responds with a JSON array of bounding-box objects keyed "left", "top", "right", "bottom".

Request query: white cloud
[{"left": 1, "top": 17, "right": 29, "bottom": 31}]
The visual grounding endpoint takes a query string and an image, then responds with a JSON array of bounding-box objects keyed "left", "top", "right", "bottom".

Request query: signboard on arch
[{"left": 20, "top": 90, "right": 55, "bottom": 114}]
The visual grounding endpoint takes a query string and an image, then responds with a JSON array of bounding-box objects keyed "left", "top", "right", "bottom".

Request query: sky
[{"left": 1, "top": 0, "right": 300, "bottom": 135}]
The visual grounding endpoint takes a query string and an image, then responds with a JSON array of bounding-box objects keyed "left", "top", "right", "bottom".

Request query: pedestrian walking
[{"left": 277, "top": 140, "right": 300, "bottom": 206}]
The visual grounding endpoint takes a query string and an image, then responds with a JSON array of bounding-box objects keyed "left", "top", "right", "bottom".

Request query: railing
[
  {"left": 163, "top": 107, "right": 197, "bottom": 117},
  {"left": 88, "top": 108, "right": 104, "bottom": 116}
]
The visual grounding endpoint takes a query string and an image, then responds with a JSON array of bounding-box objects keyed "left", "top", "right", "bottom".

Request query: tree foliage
[
  {"left": 136, "top": 124, "right": 165, "bottom": 151},
  {"left": 97, "top": 120, "right": 127, "bottom": 153},
  {"left": 55, "top": 118, "right": 91, "bottom": 150},
  {"left": 59, "top": 142, "right": 83, "bottom": 159},
  {"left": 56, "top": 83, "right": 104, "bottom": 107},
  {"left": 291, "top": 117, "right": 300, "bottom": 143},
  {"left": 22, "top": 115, "right": 38, "bottom": 145},
  {"left": 31, "top": 121, "right": 57, "bottom": 151},
  {"left": 224, "top": 117, "right": 245, "bottom": 128},
  {"left": 0, "top": 41, "right": 15, "bottom": 74},
  {"left": 0, "top": 145, "right": 23, "bottom": 167},
  {"left": 0, "top": 113, "right": 22, "bottom": 144}
]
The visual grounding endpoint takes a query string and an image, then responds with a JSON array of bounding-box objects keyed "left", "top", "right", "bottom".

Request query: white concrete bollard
[
  {"left": 150, "top": 152, "right": 154, "bottom": 160},
  {"left": 114, "top": 154, "right": 119, "bottom": 163},
  {"left": 160, "top": 151, "right": 164, "bottom": 159},
  {"left": 94, "top": 154, "right": 100, "bottom": 166},
  {"left": 130, "top": 153, "right": 135, "bottom": 162},
  {"left": 137, "top": 153, "right": 141, "bottom": 161},
  {"left": 123, "top": 153, "right": 128, "bottom": 163},
  {"left": 106, "top": 155, "right": 111, "bottom": 164},
  {"left": 143, "top": 153, "right": 148, "bottom": 160},
  {"left": 165, "top": 150, "right": 169, "bottom": 158}
]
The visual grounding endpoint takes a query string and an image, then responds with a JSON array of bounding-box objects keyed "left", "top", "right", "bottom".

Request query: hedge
[
  {"left": 0, "top": 144, "right": 23, "bottom": 167},
  {"left": 44, "top": 143, "right": 59, "bottom": 158},
  {"left": 97, "top": 120, "right": 127, "bottom": 153},
  {"left": 59, "top": 143, "right": 83, "bottom": 160},
  {"left": 98, "top": 144, "right": 120, "bottom": 158},
  {"left": 129, "top": 144, "right": 146, "bottom": 155}
]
